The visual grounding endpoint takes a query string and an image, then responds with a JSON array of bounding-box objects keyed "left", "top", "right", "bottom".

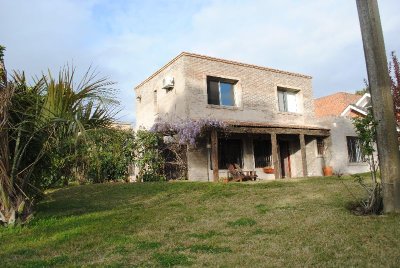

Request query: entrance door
[{"left": 279, "top": 140, "right": 291, "bottom": 178}]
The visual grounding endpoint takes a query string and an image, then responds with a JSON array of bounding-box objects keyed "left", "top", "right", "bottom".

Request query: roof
[
  {"left": 314, "top": 92, "right": 362, "bottom": 117},
  {"left": 135, "top": 52, "right": 312, "bottom": 89},
  {"left": 224, "top": 120, "right": 329, "bottom": 130}
]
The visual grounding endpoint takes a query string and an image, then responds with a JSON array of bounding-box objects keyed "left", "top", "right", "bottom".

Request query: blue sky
[{"left": 1, "top": 0, "right": 399, "bottom": 124}]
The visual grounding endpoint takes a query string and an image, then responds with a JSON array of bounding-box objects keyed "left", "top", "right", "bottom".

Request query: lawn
[{"left": 1, "top": 176, "right": 399, "bottom": 267}]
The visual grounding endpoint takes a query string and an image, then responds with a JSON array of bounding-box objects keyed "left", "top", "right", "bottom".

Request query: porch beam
[
  {"left": 211, "top": 129, "right": 219, "bottom": 182},
  {"left": 227, "top": 127, "right": 330, "bottom": 136},
  {"left": 271, "top": 133, "right": 281, "bottom": 179},
  {"left": 299, "top": 134, "right": 308, "bottom": 177}
]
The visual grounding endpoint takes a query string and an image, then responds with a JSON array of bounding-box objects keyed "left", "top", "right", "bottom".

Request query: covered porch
[{"left": 207, "top": 122, "right": 330, "bottom": 181}]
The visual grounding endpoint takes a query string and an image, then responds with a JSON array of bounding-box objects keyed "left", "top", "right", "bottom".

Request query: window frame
[
  {"left": 346, "top": 136, "right": 364, "bottom": 163},
  {"left": 207, "top": 76, "right": 237, "bottom": 107},
  {"left": 277, "top": 87, "right": 299, "bottom": 113}
]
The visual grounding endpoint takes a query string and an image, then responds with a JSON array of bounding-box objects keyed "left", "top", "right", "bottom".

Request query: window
[
  {"left": 207, "top": 77, "right": 236, "bottom": 106},
  {"left": 253, "top": 140, "right": 272, "bottom": 168},
  {"left": 347, "top": 136, "right": 363, "bottom": 163},
  {"left": 317, "top": 138, "right": 325, "bottom": 156},
  {"left": 278, "top": 89, "right": 297, "bottom": 112},
  {"left": 218, "top": 139, "right": 243, "bottom": 169}
]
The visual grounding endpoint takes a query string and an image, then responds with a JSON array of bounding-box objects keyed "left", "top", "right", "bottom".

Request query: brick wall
[{"left": 135, "top": 53, "right": 316, "bottom": 128}]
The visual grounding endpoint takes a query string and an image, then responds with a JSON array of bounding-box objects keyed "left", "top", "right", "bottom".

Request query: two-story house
[{"left": 135, "top": 52, "right": 330, "bottom": 181}]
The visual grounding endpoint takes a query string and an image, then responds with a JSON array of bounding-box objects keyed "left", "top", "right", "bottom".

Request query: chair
[{"left": 227, "top": 164, "right": 258, "bottom": 182}]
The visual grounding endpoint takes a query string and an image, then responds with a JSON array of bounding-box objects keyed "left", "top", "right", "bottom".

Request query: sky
[{"left": 1, "top": 0, "right": 399, "bottom": 124}]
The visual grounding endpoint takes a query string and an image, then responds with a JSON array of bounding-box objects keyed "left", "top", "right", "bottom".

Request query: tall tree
[{"left": 356, "top": 0, "right": 400, "bottom": 213}]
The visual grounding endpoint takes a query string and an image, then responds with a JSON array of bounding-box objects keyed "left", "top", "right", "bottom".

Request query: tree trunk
[
  {"left": 0, "top": 46, "right": 14, "bottom": 225},
  {"left": 356, "top": 0, "right": 400, "bottom": 213}
]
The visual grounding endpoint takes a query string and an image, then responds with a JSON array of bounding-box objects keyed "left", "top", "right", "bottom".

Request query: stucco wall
[
  {"left": 135, "top": 57, "right": 186, "bottom": 130},
  {"left": 319, "top": 116, "right": 370, "bottom": 174}
]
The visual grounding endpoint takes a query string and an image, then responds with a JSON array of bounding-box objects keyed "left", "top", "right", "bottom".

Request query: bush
[{"left": 135, "top": 130, "right": 165, "bottom": 182}]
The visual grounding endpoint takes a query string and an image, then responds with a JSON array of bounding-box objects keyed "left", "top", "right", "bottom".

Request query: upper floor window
[
  {"left": 278, "top": 88, "right": 298, "bottom": 113},
  {"left": 207, "top": 77, "right": 236, "bottom": 106},
  {"left": 347, "top": 136, "right": 363, "bottom": 163}
]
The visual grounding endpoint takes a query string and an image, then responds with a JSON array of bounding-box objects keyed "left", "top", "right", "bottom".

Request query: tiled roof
[
  {"left": 314, "top": 92, "right": 362, "bottom": 117},
  {"left": 134, "top": 52, "right": 312, "bottom": 89}
]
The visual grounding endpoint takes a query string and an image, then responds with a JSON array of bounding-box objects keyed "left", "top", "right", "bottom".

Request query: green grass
[{"left": 1, "top": 177, "right": 400, "bottom": 267}]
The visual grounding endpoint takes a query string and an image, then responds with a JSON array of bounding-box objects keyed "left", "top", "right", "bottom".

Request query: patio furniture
[{"left": 227, "top": 164, "right": 258, "bottom": 182}]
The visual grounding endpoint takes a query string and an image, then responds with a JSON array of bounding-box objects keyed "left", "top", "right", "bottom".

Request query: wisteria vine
[{"left": 151, "top": 118, "right": 226, "bottom": 146}]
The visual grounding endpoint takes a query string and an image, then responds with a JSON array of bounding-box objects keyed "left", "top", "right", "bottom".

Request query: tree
[
  {"left": 352, "top": 109, "right": 382, "bottom": 214},
  {"left": 0, "top": 47, "right": 118, "bottom": 226},
  {"left": 356, "top": 0, "right": 400, "bottom": 213}
]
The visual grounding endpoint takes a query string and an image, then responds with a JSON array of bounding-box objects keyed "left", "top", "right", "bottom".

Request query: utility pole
[{"left": 356, "top": 0, "right": 400, "bottom": 213}]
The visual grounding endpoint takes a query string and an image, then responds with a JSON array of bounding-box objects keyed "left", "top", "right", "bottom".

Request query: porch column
[
  {"left": 271, "top": 133, "right": 281, "bottom": 179},
  {"left": 211, "top": 129, "right": 219, "bottom": 182},
  {"left": 300, "top": 133, "right": 308, "bottom": 177}
]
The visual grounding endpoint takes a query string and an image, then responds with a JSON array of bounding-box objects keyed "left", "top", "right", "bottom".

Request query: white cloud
[{"left": 1, "top": 0, "right": 399, "bottom": 123}]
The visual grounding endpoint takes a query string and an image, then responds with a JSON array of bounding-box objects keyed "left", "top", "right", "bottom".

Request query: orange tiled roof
[{"left": 314, "top": 92, "right": 362, "bottom": 117}]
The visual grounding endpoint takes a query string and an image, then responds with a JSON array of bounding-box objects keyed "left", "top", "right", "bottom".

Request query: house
[
  {"left": 315, "top": 92, "right": 372, "bottom": 174},
  {"left": 111, "top": 122, "right": 134, "bottom": 131},
  {"left": 135, "top": 52, "right": 330, "bottom": 181}
]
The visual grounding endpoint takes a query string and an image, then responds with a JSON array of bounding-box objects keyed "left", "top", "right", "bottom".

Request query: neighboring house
[
  {"left": 315, "top": 92, "right": 372, "bottom": 174},
  {"left": 135, "top": 52, "right": 330, "bottom": 181},
  {"left": 111, "top": 122, "right": 134, "bottom": 131}
]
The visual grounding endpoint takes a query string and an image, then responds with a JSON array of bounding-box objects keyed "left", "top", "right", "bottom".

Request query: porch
[{"left": 186, "top": 122, "right": 330, "bottom": 181}]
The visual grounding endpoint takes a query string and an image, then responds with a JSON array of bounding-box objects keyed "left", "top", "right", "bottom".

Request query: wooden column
[
  {"left": 210, "top": 129, "right": 219, "bottom": 182},
  {"left": 271, "top": 133, "right": 280, "bottom": 179},
  {"left": 299, "top": 134, "right": 308, "bottom": 177}
]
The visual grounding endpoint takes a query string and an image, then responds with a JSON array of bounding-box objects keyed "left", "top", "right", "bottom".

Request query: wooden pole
[
  {"left": 356, "top": 0, "right": 400, "bottom": 212},
  {"left": 271, "top": 133, "right": 281, "bottom": 179},
  {"left": 210, "top": 129, "right": 219, "bottom": 182},
  {"left": 299, "top": 134, "right": 308, "bottom": 177}
]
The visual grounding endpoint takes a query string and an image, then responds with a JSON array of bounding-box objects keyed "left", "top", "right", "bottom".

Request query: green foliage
[
  {"left": 0, "top": 60, "right": 118, "bottom": 225},
  {"left": 134, "top": 130, "right": 165, "bottom": 182},
  {"left": 351, "top": 108, "right": 382, "bottom": 214},
  {"left": 85, "top": 128, "right": 134, "bottom": 183},
  {"left": 40, "top": 128, "right": 135, "bottom": 185},
  {"left": 0, "top": 45, "right": 5, "bottom": 59},
  {"left": 355, "top": 86, "right": 369, "bottom": 95},
  {"left": 352, "top": 108, "right": 377, "bottom": 157}
]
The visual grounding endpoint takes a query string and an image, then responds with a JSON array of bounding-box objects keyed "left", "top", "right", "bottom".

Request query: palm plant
[{"left": 0, "top": 48, "right": 118, "bottom": 226}]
